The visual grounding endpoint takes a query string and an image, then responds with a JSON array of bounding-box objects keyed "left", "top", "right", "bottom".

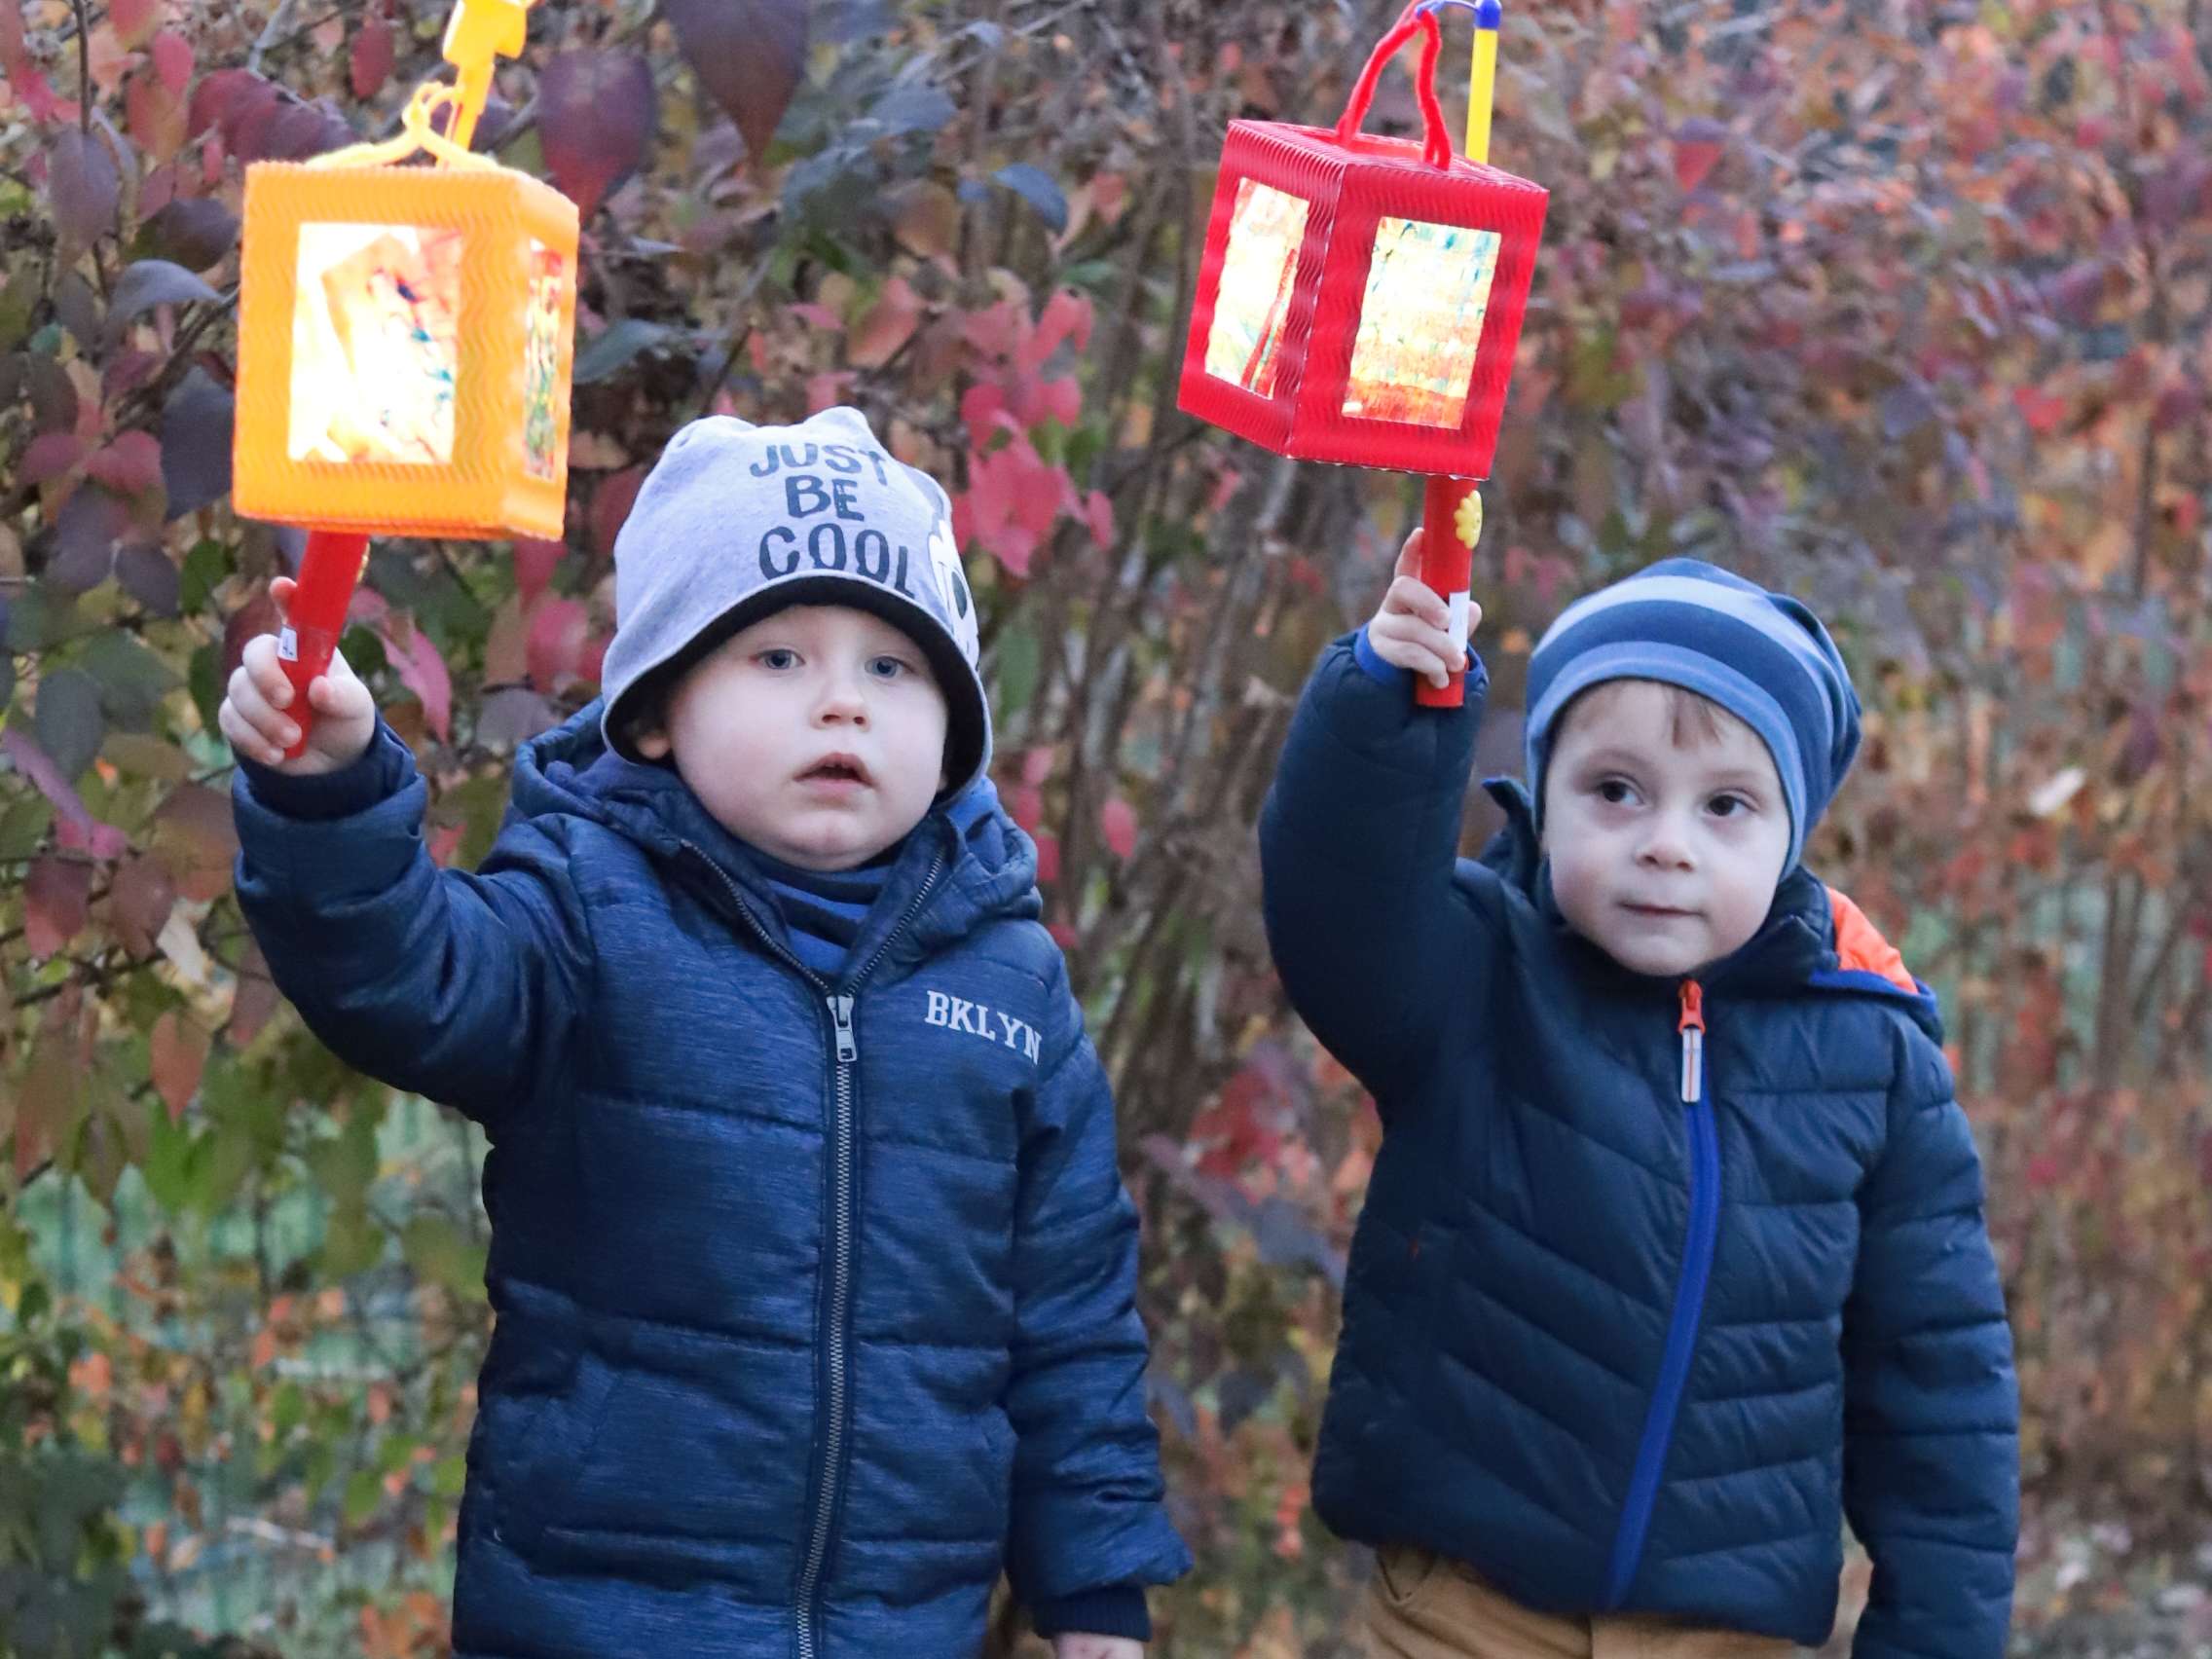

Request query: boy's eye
[
  {"left": 866, "top": 655, "right": 908, "bottom": 680},
  {"left": 1595, "top": 779, "right": 1636, "bottom": 805},
  {"left": 756, "top": 647, "right": 799, "bottom": 671},
  {"left": 1707, "top": 793, "right": 1751, "bottom": 818}
]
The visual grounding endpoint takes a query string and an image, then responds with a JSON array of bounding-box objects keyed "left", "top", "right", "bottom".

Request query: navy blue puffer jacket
[
  {"left": 1260, "top": 638, "right": 2017, "bottom": 1655},
  {"left": 233, "top": 706, "right": 1191, "bottom": 1658}
]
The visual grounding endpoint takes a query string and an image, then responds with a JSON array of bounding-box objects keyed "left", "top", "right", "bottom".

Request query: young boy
[
  {"left": 1260, "top": 539, "right": 2018, "bottom": 1657},
  {"left": 221, "top": 407, "right": 1191, "bottom": 1658}
]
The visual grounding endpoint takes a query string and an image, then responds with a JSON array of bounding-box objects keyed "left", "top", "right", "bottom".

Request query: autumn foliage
[{"left": 3, "top": 0, "right": 2210, "bottom": 1651}]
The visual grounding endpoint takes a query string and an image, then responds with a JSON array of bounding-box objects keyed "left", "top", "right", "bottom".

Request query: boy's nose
[
  {"left": 814, "top": 673, "right": 870, "bottom": 725},
  {"left": 1636, "top": 818, "right": 1695, "bottom": 869}
]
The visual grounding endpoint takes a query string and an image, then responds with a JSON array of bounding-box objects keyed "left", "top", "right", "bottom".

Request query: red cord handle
[{"left": 1335, "top": 2, "right": 1455, "bottom": 170}]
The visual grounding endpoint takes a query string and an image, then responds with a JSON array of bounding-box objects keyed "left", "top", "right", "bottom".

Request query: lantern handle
[
  {"left": 1334, "top": 2, "right": 1455, "bottom": 170},
  {"left": 310, "top": 0, "right": 536, "bottom": 171}
]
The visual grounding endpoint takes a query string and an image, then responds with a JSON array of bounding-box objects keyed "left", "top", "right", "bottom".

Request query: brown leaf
[
  {"left": 589, "top": 466, "right": 645, "bottom": 560},
  {"left": 149, "top": 783, "right": 240, "bottom": 903},
  {"left": 885, "top": 181, "right": 960, "bottom": 264},
  {"left": 150, "top": 1012, "right": 207, "bottom": 1123},
  {"left": 538, "top": 51, "right": 656, "bottom": 217},
  {"left": 24, "top": 857, "right": 92, "bottom": 958},
  {"left": 49, "top": 128, "right": 122, "bottom": 254},
  {"left": 664, "top": 0, "right": 805, "bottom": 164},
  {"left": 350, "top": 15, "right": 393, "bottom": 102},
  {"left": 108, "top": 852, "right": 177, "bottom": 955},
  {"left": 228, "top": 936, "right": 279, "bottom": 1047}
]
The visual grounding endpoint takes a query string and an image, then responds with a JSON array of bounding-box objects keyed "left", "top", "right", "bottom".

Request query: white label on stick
[
  {"left": 1446, "top": 591, "right": 1471, "bottom": 651},
  {"left": 276, "top": 626, "right": 299, "bottom": 663}
]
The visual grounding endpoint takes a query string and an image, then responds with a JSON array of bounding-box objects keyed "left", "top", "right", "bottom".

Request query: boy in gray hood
[{"left": 220, "top": 406, "right": 1191, "bottom": 1657}]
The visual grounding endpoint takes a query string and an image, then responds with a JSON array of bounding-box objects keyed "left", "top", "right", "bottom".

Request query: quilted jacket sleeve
[
  {"left": 232, "top": 725, "right": 594, "bottom": 1135},
  {"left": 1004, "top": 953, "right": 1191, "bottom": 1639},
  {"left": 1843, "top": 1022, "right": 2019, "bottom": 1659},
  {"left": 1258, "top": 631, "right": 1498, "bottom": 1108}
]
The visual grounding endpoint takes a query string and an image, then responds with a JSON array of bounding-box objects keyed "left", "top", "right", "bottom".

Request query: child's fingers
[
  {"left": 1366, "top": 623, "right": 1456, "bottom": 687},
  {"left": 309, "top": 666, "right": 373, "bottom": 719},
  {"left": 1392, "top": 529, "right": 1425, "bottom": 579},
  {"left": 219, "top": 679, "right": 298, "bottom": 762},
  {"left": 240, "top": 632, "right": 297, "bottom": 709},
  {"left": 270, "top": 575, "right": 296, "bottom": 623},
  {"left": 1382, "top": 574, "right": 1451, "bottom": 628}
]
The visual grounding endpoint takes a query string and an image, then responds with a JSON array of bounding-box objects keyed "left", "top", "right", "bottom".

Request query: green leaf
[
  {"left": 343, "top": 1466, "right": 383, "bottom": 1528},
  {"left": 0, "top": 793, "right": 55, "bottom": 859},
  {"left": 401, "top": 1214, "right": 487, "bottom": 1300},
  {"left": 572, "top": 317, "right": 676, "bottom": 385},
  {"left": 316, "top": 1199, "right": 385, "bottom": 1279},
  {"left": 33, "top": 668, "right": 105, "bottom": 779}
]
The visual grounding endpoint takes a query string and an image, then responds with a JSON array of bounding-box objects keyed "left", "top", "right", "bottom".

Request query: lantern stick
[
  {"left": 1415, "top": 477, "right": 1482, "bottom": 709},
  {"left": 1467, "top": 0, "right": 1500, "bottom": 166},
  {"left": 276, "top": 530, "right": 371, "bottom": 758}
]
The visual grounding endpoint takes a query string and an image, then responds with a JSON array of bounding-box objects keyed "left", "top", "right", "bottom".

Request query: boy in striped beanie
[{"left": 1260, "top": 538, "right": 2017, "bottom": 1658}]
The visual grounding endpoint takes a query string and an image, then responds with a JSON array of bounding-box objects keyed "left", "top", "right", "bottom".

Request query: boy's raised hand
[
  {"left": 219, "top": 576, "right": 377, "bottom": 774},
  {"left": 1366, "top": 529, "right": 1481, "bottom": 690},
  {"left": 1051, "top": 1637, "right": 1141, "bottom": 1659}
]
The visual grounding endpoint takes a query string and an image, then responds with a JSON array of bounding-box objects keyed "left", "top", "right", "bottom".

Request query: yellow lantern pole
[{"left": 1466, "top": 0, "right": 1499, "bottom": 165}]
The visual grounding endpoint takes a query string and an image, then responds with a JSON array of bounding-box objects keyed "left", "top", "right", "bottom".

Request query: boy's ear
[{"left": 634, "top": 726, "right": 672, "bottom": 760}]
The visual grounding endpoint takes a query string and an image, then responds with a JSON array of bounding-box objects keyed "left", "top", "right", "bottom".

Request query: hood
[
  {"left": 1477, "top": 775, "right": 1942, "bottom": 1039},
  {"left": 512, "top": 701, "right": 1040, "bottom": 960}
]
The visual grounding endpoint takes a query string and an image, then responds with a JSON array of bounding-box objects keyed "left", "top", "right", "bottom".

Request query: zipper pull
[
  {"left": 1677, "top": 979, "right": 1705, "bottom": 1103},
  {"left": 829, "top": 994, "right": 858, "bottom": 1064}
]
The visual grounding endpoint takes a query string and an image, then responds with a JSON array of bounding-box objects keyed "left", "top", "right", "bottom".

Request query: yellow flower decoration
[{"left": 1455, "top": 488, "right": 1485, "bottom": 550}]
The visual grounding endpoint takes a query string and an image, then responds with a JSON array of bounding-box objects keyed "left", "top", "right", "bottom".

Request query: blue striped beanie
[{"left": 1524, "top": 558, "right": 1862, "bottom": 871}]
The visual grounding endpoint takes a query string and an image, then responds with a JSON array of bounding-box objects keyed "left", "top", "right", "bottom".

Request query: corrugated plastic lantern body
[
  {"left": 1178, "top": 92, "right": 1546, "bottom": 481},
  {"left": 234, "top": 162, "right": 578, "bottom": 540}
]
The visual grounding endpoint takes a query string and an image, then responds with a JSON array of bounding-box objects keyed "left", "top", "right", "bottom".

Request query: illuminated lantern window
[
  {"left": 229, "top": 0, "right": 579, "bottom": 756},
  {"left": 1177, "top": 3, "right": 1547, "bottom": 481},
  {"left": 236, "top": 160, "right": 578, "bottom": 539}
]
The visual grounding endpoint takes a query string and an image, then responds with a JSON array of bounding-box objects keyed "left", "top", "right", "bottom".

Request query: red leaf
[
  {"left": 1021, "top": 746, "right": 1054, "bottom": 786},
  {"left": 1019, "top": 288, "right": 1093, "bottom": 375},
  {"left": 111, "top": 0, "right": 158, "bottom": 49},
  {"left": 662, "top": 0, "right": 806, "bottom": 163},
  {"left": 1100, "top": 795, "right": 1137, "bottom": 860},
  {"left": 526, "top": 597, "right": 592, "bottom": 691},
  {"left": 151, "top": 28, "right": 191, "bottom": 92},
  {"left": 787, "top": 301, "right": 843, "bottom": 332},
  {"left": 1007, "top": 783, "right": 1044, "bottom": 832},
  {"left": 1081, "top": 489, "right": 1115, "bottom": 547},
  {"left": 538, "top": 51, "right": 656, "bottom": 217},
  {"left": 222, "top": 590, "right": 278, "bottom": 682},
  {"left": 806, "top": 370, "right": 856, "bottom": 413},
  {"left": 24, "top": 857, "right": 92, "bottom": 958},
  {"left": 85, "top": 430, "right": 165, "bottom": 498},
  {"left": 379, "top": 616, "right": 453, "bottom": 740},
  {"left": 1673, "top": 138, "right": 1722, "bottom": 193},
  {"left": 847, "top": 276, "right": 922, "bottom": 370},
  {"left": 350, "top": 15, "right": 393, "bottom": 101},
  {"left": 228, "top": 938, "right": 278, "bottom": 1047},
  {"left": 150, "top": 1012, "right": 207, "bottom": 1123},
  {"left": 513, "top": 537, "right": 566, "bottom": 605},
  {"left": 1033, "top": 831, "right": 1060, "bottom": 886},
  {"left": 2013, "top": 385, "right": 2068, "bottom": 435},
  {"left": 5, "top": 729, "right": 129, "bottom": 860},
  {"left": 127, "top": 69, "right": 187, "bottom": 164},
  {"left": 960, "top": 383, "right": 1008, "bottom": 439},
  {"left": 21, "top": 431, "right": 87, "bottom": 485},
  {"left": 590, "top": 467, "right": 645, "bottom": 559}
]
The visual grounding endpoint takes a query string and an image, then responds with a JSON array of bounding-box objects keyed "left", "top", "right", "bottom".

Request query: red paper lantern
[
  {"left": 1178, "top": 2, "right": 1548, "bottom": 705},
  {"left": 1178, "top": 7, "right": 1546, "bottom": 478}
]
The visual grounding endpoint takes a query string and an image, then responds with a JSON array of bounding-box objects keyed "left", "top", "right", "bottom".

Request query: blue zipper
[
  {"left": 1603, "top": 978, "right": 1720, "bottom": 1607},
  {"left": 678, "top": 843, "right": 940, "bottom": 1659}
]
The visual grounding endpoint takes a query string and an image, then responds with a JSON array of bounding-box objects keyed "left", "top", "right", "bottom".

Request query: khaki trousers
[{"left": 1361, "top": 1548, "right": 1806, "bottom": 1659}]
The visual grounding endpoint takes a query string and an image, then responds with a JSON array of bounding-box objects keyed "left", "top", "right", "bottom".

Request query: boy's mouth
[{"left": 798, "top": 753, "right": 871, "bottom": 787}]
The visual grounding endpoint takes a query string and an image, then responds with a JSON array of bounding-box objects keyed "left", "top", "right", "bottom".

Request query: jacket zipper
[
  {"left": 678, "top": 842, "right": 942, "bottom": 1659},
  {"left": 1603, "top": 977, "right": 1721, "bottom": 1607}
]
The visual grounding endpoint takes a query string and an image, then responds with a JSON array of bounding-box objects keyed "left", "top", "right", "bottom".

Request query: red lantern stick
[{"left": 276, "top": 529, "right": 371, "bottom": 758}]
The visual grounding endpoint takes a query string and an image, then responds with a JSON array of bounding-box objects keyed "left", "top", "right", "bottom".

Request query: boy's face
[
  {"left": 636, "top": 605, "right": 948, "bottom": 871},
  {"left": 1540, "top": 680, "right": 1792, "bottom": 978}
]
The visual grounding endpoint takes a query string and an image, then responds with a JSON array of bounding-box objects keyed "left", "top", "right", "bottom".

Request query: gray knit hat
[{"left": 600, "top": 407, "right": 989, "bottom": 798}]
